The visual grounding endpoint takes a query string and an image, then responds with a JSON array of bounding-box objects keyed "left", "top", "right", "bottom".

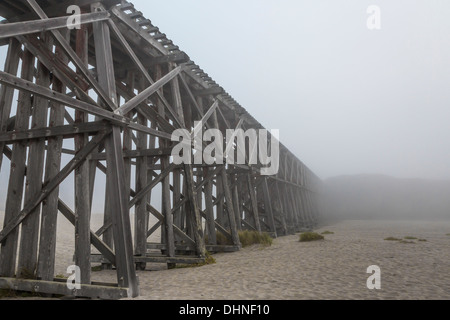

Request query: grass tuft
[
  {"left": 404, "top": 236, "right": 418, "bottom": 240},
  {"left": 208, "top": 231, "right": 273, "bottom": 247},
  {"left": 321, "top": 231, "right": 334, "bottom": 235},
  {"left": 91, "top": 265, "right": 103, "bottom": 272},
  {"left": 299, "top": 232, "right": 324, "bottom": 242},
  {"left": 384, "top": 237, "right": 402, "bottom": 241},
  {"left": 175, "top": 251, "right": 216, "bottom": 269},
  {"left": 238, "top": 230, "right": 273, "bottom": 248},
  {"left": 418, "top": 239, "right": 427, "bottom": 242}
]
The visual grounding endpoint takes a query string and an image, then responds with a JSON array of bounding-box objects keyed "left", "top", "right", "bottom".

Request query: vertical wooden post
[
  {"left": 204, "top": 167, "right": 216, "bottom": 244},
  {"left": 37, "top": 29, "right": 69, "bottom": 281},
  {"left": 73, "top": 23, "right": 92, "bottom": 285},
  {"left": 184, "top": 164, "right": 207, "bottom": 257},
  {"left": 135, "top": 78, "right": 149, "bottom": 270},
  {"left": 93, "top": 5, "right": 138, "bottom": 296},
  {"left": 0, "top": 50, "right": 34, "bottom": 278},
  {"left": 247, "top": 173, "right": 261, "bottom": 232},
  {"left": 0, "top": 38, "right": 20, "bottom": 171},
  {"left": 232, "top": 174, "right": 242, "bottom": 230},
  {"left": 262, "top": 177, "right": 277, "bottom": 237},
  {"left": 17, "top": 34, "right": 52, "bottom": 278},
  {"left": 220, "top": 169, "right": 240, "bottom": 246},
  {"left": 155, "top": 64, "right": 175, "bottom": 263}
]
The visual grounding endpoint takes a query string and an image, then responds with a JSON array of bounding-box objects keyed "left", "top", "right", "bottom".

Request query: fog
[
  {"left": 322, "top": 175, "right": 450, "bottom": 222},
  {"left": 1, "top": 1, "right": 450, "bottom": 220}
]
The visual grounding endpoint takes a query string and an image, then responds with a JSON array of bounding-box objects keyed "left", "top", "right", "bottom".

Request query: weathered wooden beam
[
  {"left": 37, "top": 30, "right": 69, "bottom": 281},
  {"left": 0, "top": 277, "right": 129, "bottom": 300},
  {"left": 0, "top": 11, "right": 110, "bottom": 39},
  {"left": 192, "top": 87, "right": 224, "bottom": 97},
  {"left": 0, "top": 129, "right": 110, "bottom": 244},
  {"left": 0, "top": 70, "right": 172, "bottom": 139},
  {"left": 0, "top": 38, "right": 21, "bottom": 172},
  {"left": 17, "top": 34, "right": 52, "bottom": 278},
  {"left": 0, "top": 49, "right": 34, "bottom": 278},
  {"left": 0, "top": 121, "right": 108, "bottom": 143},
  {"left": 114, "top": 65, "right": 182, "bottom": 116}
]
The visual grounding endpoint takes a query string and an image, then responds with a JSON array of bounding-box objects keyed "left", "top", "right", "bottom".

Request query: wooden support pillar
[
  {"left": 134, "top": 76, "right": 148, "bottom": 270},
  {"left": 274, "top": 182, "right": 288, "bottom": 236},
  {"left": 92, "top": 6, "right": 138, "bottom": 296},
  {"left": 220, "top": 168, "right": 240, "bottom": 246},
  {"left": 155, "top": 64, "right": 175, "bottom": 264},
  {"left": 17, "top": 34, "right": 52, "bottom": 278},
  {"left": 232, "top": 174, "right": 242, "bottom": 231},
  {"left": 0, "top": 49, "right": 34, "bottom": 278},
  {"left": 184, "top": 164, "right": 207, "bottom": 257},
  {"left": 262, "top": 177, "right": 277, "bottom": 237},
  {"left": 73, "top": 23, "right": 91, "bottom": 285},
  {"left": 37, "top": 29, "right": 69, "bottom": 281},
  {"left": 247, "top": 173, "right": 261, "bottom": 232},
  {"left": 204, "top": 167, "right": 216, "bottom": 245},
  {"left": 0, "top": 38, "right": 20, "bottom": 171}
]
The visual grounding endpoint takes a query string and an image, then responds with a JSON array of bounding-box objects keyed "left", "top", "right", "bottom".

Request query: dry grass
[
  {"left": 384, "top": 237, "right": 402, "bottom": 241},
  {"left": 299, "top": 232, "right": 324, "bottom": 242}
]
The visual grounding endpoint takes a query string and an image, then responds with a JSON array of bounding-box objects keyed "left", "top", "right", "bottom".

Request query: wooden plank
[
  {"left": 184, "top": 164, "right": 207, "bottom": 256},
  {"left": 0, "top": 277, "right": 129, "bottom": 300},
  {"left": 92, "top": 7, "right": 138, "bottom": 295},
  {"left": 57, "top": 200, "right": 116, "bottom": 266},
  {"left": 114, "top": 66, "right": 182, "bottom": 116},
  {"left": 104, "top": 126, "right": 138, "bottom": 296},
  {"left": 17, "top": 34, "right": 52, "bottom": 278},
  {"left": 134, "top": 98, "right": 148, "bottom": 266},
  {"left": 74, "top": 24, "right": 91, "bottom": 285},
  {"left": 0, "top": 121, "right": 108, "bottom": 143},
  {"left": 107, "top": 19, "right": 184, "bottom": 128},
  {"left": 0, "top": 11, "right": 110, "bottom": 39},
  {"left": 37, "top": 29, "right": 69, "bottom": 281},
  {"left": 0, "top": 49, "right": 34, "bottom": 277},
  {"left": 232, "top": 174, "right": 242, "bottom": 230},
  {"left": 246, "top": 174, "right": 261, "bottom": 232},
  {"left": 262, "top": 177, "right": 277, "bottom": 237},
  {"left": 220, "top": 168, "right": 241, "bottom": 246},
  {"left": 0, "top": 38, "right": 20, "bottom": 171},
  {"left": 146, "top": 243, "right": 240, "bottom": 253},
  {"left": 0, "top": 130, "right": 110, "bottom": 245},
  {"left": 192, "top": 87, "right": 224, "bottom": 97},
  {"left": 204, "top": 167, "right": 216, "bottom": 245},
  {"left": 26, "top": 0, "right": 117, "bottom": 111}
]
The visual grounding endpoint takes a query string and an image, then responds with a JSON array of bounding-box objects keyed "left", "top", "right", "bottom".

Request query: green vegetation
[
  {"left": 238, "top": 230, "right": 273, "bottom": 248},
  {"left": 299, "top": 232, "right": 324, "bottom": 242},
  {"left": 174, "top": 251, "right": 217, "bottom": 269},
  {"left": 446, "top": 234, "right": 450, "bottom": 236},
  {"left": 321, "top": 231, "right": 334, "bottom": 235},
  {"left": 0, "top": 289, "right": 15, "bottom": 298},
  {"left": 384, "top": 237, "right": 402, "bottom": 241},
  {"left": 208, "top": 230, "right": 273, "bottom": 247},
  {"left": 385, "top": 236, "right": 428, "bottom": 243},
  {"left": 91, "top": 265, "right": 103, "bottom": 272}
]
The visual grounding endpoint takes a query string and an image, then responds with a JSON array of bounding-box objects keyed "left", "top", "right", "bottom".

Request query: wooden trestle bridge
[{"left": 0, "top": 0, "right": 321, "bottom": 298}]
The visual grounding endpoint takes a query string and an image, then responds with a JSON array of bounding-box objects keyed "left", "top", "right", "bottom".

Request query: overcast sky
[
  {"left": 127, "top": 0, "right": 450, "bottom": 180},
  {"left": 1, "top": 1, "right": 449, "bottom": 181}
]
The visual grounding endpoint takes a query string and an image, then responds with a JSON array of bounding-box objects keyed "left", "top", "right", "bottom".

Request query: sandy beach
[{"left": 1, "top": 212, "right": 450, "bottom": 300}]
